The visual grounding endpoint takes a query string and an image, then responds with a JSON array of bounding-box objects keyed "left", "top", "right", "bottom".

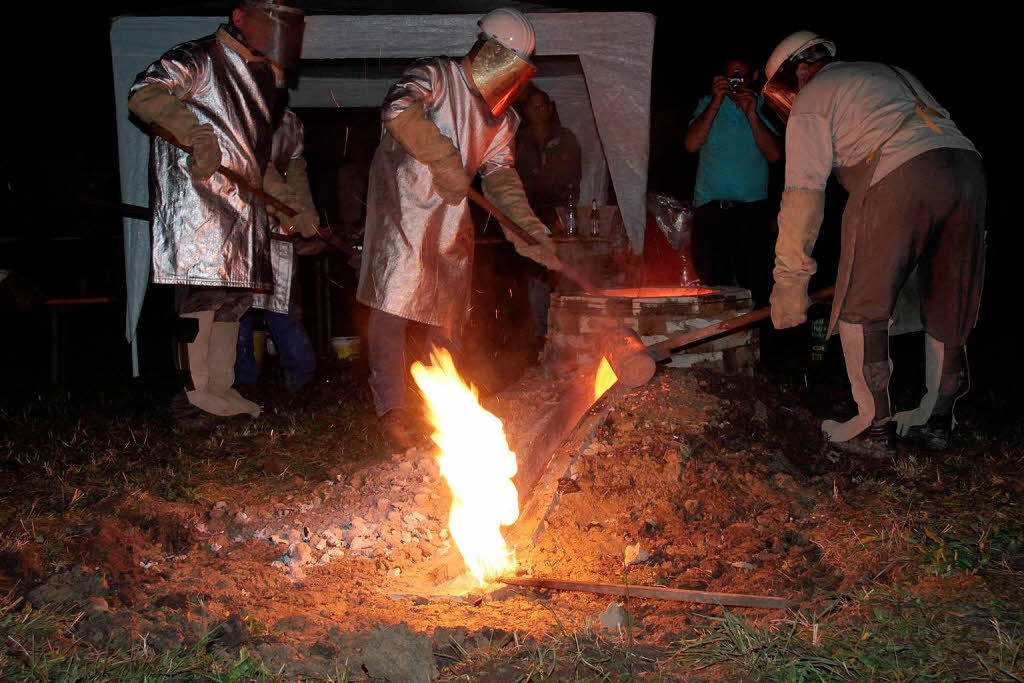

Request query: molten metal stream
[{"left": 594, "top": 357, "right": 618, "bottom": 401}]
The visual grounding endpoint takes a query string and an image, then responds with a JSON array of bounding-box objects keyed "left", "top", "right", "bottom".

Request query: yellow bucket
[
  {"left": 253, "top": 330, "right": 268, "bottom": 367},
  {"left": 330, "top": 336, "right": 360, "bottom": 360}
]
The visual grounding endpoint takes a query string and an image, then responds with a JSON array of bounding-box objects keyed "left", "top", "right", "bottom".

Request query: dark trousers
[
  {"left": 367, "top": 308, "right": 453, "bottom": 416},
  {"left": 693, "top": 199, "right": 774, "bottom": 306},
  {"left": 840, "top": 148, "right": 986, "bottom": 346},
  {"left": 235, "top": 309, "right": 317, "bottom": 391}
]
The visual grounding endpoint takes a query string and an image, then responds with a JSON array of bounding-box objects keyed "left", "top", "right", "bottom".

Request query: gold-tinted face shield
[
  {"left": 762, "top": 61, "right": 800, "bottom": 124},
  {"left": 465, "top": 39, "right": 538, "bottom": 118}
]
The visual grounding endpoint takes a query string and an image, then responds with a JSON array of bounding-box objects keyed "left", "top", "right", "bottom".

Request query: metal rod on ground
[
  {"left": 467, "top": 188, "right": 600, "bottom": 294},
  {"left": 498, "top": 577, "right": 791, "bottom": 610}
]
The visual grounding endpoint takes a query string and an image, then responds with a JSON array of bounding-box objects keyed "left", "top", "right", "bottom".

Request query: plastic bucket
[
  {"left": 330, "top": 336, "right": 360, "bottom": 361},
  {"left": 252, "top": 330, "right": 268, "bottom": 367}
]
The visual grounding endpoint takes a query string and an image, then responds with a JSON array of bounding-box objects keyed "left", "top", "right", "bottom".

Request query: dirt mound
[
  {"left": 116, "top": 494, "right": 197, "bottom": 555},
  {"left": 520, "top": 370, "right": 841, "bottom": 641}
]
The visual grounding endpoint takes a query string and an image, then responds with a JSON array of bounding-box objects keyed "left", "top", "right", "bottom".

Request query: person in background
[
  {"left": 515, "top": 86, "right": 581, "bottom": 357},
  {"left": 235, "top": 107, "right": 321, "bottom": 394},
  {"left": 764, "top": 31, "right": 984, "bottom": 455},
  {"left": 685, "top": 52, "right": 782, "bottom": 306}
]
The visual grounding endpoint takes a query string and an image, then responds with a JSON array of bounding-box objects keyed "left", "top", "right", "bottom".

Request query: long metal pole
[{"left": 499, "top": 576, "right": 791, "bottom": 610}]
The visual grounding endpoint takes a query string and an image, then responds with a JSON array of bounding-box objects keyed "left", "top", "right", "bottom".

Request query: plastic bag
[{"left": 645, "top": 193, "right": 699, "bottom": 285}]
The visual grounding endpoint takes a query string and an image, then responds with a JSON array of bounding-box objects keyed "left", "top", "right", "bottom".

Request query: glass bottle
[
  {"left": 565, "top": 188, "right": 578, "bottom": 236},
  {"left": 589, "top": 198, "right": 600, "bottom": 237}
]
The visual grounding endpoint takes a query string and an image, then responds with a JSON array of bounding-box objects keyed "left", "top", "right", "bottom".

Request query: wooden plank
[{"left": 498, "top": 577, "right": 792, "bottom": 610}]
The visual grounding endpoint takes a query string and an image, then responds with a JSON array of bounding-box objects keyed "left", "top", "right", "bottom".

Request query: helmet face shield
[
  {"left": 466, "top": 38, "right": 538, "bottom": 118},
  {"left": 762, "top": 61, "right": 800, "bottom": 123},
  {"left": 242, "top": 1, "right": 305, "bottom": 74}
]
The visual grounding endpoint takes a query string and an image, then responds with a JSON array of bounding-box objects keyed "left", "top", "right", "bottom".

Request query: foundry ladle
[{"left": 603, "top": 286, "right": 836, "bottom": 388}]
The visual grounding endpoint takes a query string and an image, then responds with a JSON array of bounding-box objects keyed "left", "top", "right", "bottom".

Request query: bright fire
[
  {"left": 594, "top": 356, "right": 618, "bottom": 401},
  {"left": 410, "top": 348, "right": 519, "bottom": 586}
]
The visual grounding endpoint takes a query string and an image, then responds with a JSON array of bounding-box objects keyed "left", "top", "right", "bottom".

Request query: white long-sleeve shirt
[{"left": 784, "top": 61, "right": 976, "bottom": 191}]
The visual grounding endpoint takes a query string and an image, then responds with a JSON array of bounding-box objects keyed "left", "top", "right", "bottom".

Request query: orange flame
[
  {"left": 410, "top": 348, "right": 519, "bottom": 586},
  {"left": 594, "top": 356, "right": 618, "bottom": 401}
]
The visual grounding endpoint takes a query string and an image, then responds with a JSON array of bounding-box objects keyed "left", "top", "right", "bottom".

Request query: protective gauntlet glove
[
  {"left": 186, "top": 125, "right": 222, "bottom": 181},
  {"left": 482, "top": 168, "right": 562, "bottom": 272},
  {"left": 263, "top": 161, "right": 321, "bottom": 238},
  {"left": 770, "top": 189, "right": 825, "bottom": 329},
  {"left": 128, "top": 84, "right": 222, "bottom": 181},
  {"left": 385, "top": 101, "right": 472, "bottom": 205}
]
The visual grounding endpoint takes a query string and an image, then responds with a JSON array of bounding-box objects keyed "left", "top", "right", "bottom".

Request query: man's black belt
[{"left": 709, "top": 199, "right": 741, "bottom": 210}]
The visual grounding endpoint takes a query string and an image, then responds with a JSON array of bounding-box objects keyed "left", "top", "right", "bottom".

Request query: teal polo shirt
[{"left": 691, "top": 95, "right": 778, "bottom": 207}]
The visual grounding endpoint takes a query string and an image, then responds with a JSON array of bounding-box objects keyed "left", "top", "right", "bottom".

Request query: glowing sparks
[
  {"left": 594, "top": 356, "right": 618, "bottom": 401},
  {"left": 410, "top": 348, "right": 519, "bottom": 586}
]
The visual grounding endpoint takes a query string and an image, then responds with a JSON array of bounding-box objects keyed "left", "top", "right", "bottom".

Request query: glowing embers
[
  {"left": 410, "top": 348, "right": 519, "bottom": 586},
  {"left": 594, "top": 356, "right": 618, "bottom": 401},
  {"left": 596, "top": 286, "right": 714, "bottom": 298}
]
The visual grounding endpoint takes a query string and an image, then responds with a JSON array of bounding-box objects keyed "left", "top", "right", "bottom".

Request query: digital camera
[{"left": 728, "top": 72, "right": 744, "bottom": 92}]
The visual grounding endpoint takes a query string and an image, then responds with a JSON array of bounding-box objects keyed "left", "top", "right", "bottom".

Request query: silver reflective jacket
[
  {"left": 131, "top": 28, "right": 280, "bottom": 290},
  {"left": 356, "top": 57, "right": 520, "bottom": 335}
]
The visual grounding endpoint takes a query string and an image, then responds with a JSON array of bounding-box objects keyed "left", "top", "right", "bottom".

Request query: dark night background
[{"left": 1, "top": 3, "right": 1011, "bottom": 392}]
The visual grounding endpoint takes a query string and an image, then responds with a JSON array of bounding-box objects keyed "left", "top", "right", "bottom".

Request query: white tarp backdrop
[{"left": 111, "top": 12, "right": 655, "bottom": 374}]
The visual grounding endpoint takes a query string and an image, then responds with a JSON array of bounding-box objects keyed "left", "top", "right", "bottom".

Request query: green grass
[
  {"left": 671, "top": 594, "right": 1023, "bottom": 681},
  {"left": 438, "top": 625, "right": 673, "bottom": 681},
  {"left": 0, "top": 367, "right": 382, "bottom": 534},
  {"left": 0, "top": 594, "right": 361, "bottom": 681}
]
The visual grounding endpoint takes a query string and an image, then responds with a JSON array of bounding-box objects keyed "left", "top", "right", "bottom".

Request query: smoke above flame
[{"left": 410, "top": 348, "right": 519, "bottom": 586}]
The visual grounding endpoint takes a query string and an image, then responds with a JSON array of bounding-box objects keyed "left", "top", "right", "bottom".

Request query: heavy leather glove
[
  {"left": 770, "top": 280, "right": 812, "bottom": 329},
  {"left": 431, "top": 155, "right": 472, "bottom": 204},
  {"left": 128, "top": 84, "right": 221, "bottom": 181},
  {"left": 186, "top": 124, "right": 221, "bottom": 180},
  {"left": 482, "top": 168, "right": 562, "bottom": 272},
  {"left": 770, "top": 188, "right": 825, "bottom": 329},
  {"left": 385, "top": 101, "right": 471, "bottom": 205},
  {"left": 263, "top": 162, "right": 320, "bottom": 238},
  {"left": 285, "top": 211, "right": 321, "bottom": 239}
]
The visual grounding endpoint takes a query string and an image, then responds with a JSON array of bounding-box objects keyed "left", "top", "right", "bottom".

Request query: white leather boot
[
  {"left": 182, "top": 311, "right": 237, "bottom": 417},
  {"left": 209, "top": 321, "right": 262, "bottom": 417}
]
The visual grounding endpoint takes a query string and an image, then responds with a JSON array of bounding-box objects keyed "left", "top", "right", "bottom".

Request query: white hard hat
[
  {"left": 765, "top": 30, "right": 836, "bottom": 81},
  {"left": 478, "top": 8, "right": 536, "bottom": 59}
]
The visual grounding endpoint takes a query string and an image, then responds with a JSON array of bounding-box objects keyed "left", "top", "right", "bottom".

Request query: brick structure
[{"left": 544, "top": 286, "right": 758, "bottom": 376}]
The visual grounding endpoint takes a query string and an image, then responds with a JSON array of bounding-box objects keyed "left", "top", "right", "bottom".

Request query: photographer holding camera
[{"left": 685, "top": 54, "right": 782, "bottom": 305}]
